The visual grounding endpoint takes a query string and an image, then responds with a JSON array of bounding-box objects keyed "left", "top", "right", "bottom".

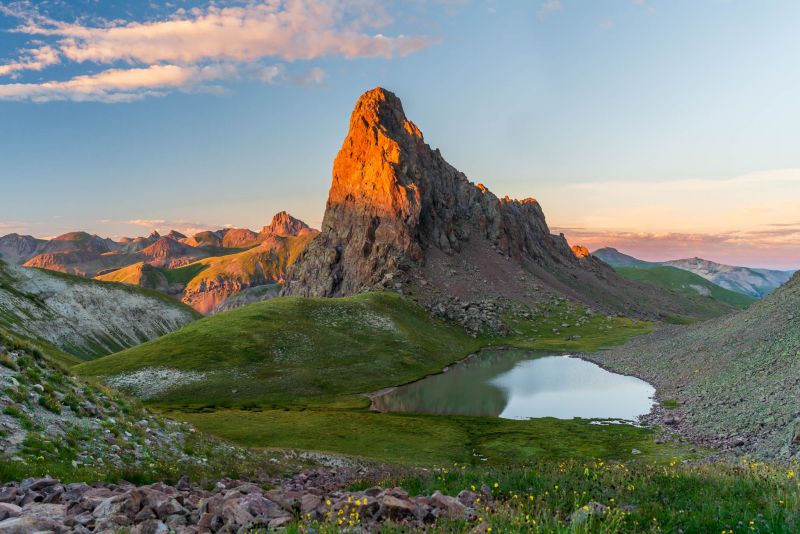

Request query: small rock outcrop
[{"left": 571, "top": 245, "right": 591, "bottom": 259}]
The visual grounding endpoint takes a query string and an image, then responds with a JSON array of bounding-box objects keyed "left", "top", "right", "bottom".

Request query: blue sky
[{"left": 1, "top": 0, "right": 799, "bottom": 268}]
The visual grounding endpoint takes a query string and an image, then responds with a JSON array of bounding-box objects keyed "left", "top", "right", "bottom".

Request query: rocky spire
[{"left": 285, "top": 87, "right": 578, "bottom": 297}]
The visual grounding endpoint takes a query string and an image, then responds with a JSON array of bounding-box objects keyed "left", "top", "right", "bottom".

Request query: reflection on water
[{"left": 371, "top": 349, "right": 654, "bottom": 421}]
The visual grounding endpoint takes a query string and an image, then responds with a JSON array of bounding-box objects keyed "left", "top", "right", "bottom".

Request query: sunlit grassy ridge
[{"left": 180, "top": 233, "right": 313, "bottom": 294}]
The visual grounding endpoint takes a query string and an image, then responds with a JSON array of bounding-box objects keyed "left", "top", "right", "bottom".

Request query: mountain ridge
[
  {"left": 594, "top": 247, "right": 796, "bottom": 298},
  {"left": 0, "top": 212, "right": 316, "bottom": 313}
]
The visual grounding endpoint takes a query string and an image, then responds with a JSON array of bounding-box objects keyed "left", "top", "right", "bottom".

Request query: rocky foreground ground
[{"left": 0, "top": 468, "right": 484, "bottom": 533}]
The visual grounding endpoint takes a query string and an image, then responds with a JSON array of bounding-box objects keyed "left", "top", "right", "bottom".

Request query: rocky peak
[
  {"left": 261, "top": 211, "right": 310, "bottom": 237},
  {"left": 286, "top": 87, "right": 580, "bottom": 297},
  {"left": 166, "top": 230, "right": 187, "bottom": 240},
  {"left": 0, "top": 233, "right": 45, "bottom": 264}
]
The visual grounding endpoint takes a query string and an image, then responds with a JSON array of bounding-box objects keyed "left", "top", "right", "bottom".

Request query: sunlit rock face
[
  {"left": 261, "top": 211, "right": 312, "bottom": 237},
  {"left": 286, "top": 87, "right": 581, "bottom": 297},
  {"left": 571, "top": 245, "right": 591, "bottom": 259}
]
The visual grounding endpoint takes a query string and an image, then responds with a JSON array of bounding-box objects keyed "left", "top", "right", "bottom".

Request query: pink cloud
[
  {"left": 0, "top": 1, "right": 437, "bottom": 102},
  {"left": 0, "top": 63, "right": 238, "bottom": 103},
  {"left": 556, "top": 227, "right": 800, "bottom": 270},
  {"left": 0, "top": 45, "right": 59, "bottom": 77}
]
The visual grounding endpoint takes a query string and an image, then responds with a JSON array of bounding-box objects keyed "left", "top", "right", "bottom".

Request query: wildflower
[
  {"left": 493, "top": 482, "right": 499, "bottom": 489},
  {"left": 788, "top": 470, "right": 796, "bottom": 479},
  {"left": 325, "top": 499, "right": 331, "bottom": 506},
  {"left": 471, "top": 485, "right": 476, "bottom": 491}
]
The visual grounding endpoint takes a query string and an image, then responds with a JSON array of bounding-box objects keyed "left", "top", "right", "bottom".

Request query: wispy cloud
[
  {"left": 566, "top": 168, "right": 800, "bottom": 194},
  {"left": 555, "top": 227, "right": 800, "bottom": 269},
  {"left": 537, "top": 1, "right": 562, "bottom": 18},
  {"left": 124, "top": 218, "right": 221, "bottom": 237},
  {"left": 0, "top": 1, "right": 436, "bottom": 102}
]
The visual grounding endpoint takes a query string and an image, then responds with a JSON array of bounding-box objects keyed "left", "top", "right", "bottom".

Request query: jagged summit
[
  {"left": 285, "top": 88, "right": 691, "bottom": 320},
  {"left": 287, "top": 86, "right": 580, "bottom": 298},
  {"left": 262, "top": 211, "right": 311, "bottom": 237}
]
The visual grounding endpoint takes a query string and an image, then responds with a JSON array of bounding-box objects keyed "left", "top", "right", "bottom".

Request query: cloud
[
  {"left": 566, "top": 168, "right": 800, "bottom": 194},
  {"left": 555, "top": 227, "right": 800, "bottom": 270},
  {"left": 124, "top": 218, "right": 222, "bottom": 237},
  {"left": 293, "top": 66, "right": 327, "bottom": 86},
  {"left": 0, "top": 45, "right": 59, "bottom": 78},
  {"left": 0, "top": 1, "right": 436, "bottom": 102},
  {"left": 0, "top": 63, "right": 240, "bottom": 102},
  {"left": 537, "top": 1, "right": 562, "bottom": 18}
]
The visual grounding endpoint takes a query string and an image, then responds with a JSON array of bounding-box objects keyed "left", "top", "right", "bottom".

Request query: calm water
[{"left": 372, "top": 349, "right": 655, "bottom": 421}]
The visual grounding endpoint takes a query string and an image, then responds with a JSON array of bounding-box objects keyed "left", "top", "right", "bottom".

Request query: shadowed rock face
[{"left": 286, "top": 87, "right": 594, "bottom": 298}]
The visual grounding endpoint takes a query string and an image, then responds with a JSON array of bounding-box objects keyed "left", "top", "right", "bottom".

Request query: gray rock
[
  {"left": 379, "top": 495, "right": 416, "bottom": 521},
  {"left": 0, "top": 504, "right": 21, "bottom": 522}
]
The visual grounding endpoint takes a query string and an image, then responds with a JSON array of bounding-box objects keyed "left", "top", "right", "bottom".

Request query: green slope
[
  {"left": 76, "top": 292, "right": 481, "bottom": 405},
  {"left": 75, "top": 292, "right": 652, "bottom": 407},
  {"left": 73, "top": 293, "right": 667, "bottom": 466},
  {"left": 614, "top": 266, "right": 756, "bottom": 318}
]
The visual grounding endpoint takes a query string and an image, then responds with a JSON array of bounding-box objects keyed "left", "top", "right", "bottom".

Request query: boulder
[{"left": 379, "top": 495, "right": 417, "bottom": 521}]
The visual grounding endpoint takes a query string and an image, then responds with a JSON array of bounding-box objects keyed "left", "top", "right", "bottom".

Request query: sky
[{"left": 1, "top": 0, "right": 799, "bottom": 269}]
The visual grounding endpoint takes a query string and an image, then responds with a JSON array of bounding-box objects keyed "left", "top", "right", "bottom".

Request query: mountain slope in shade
[
  {"left": 0, "top": 260, "right": 198, "bottom": 359},
  {"left": 0, "top": 233, "right": 46, "bottom": 263},
  {"left": 615, "top": 266, "right": 757, "bottom": 316},
  {"left": 592, "top": 247, "right": 656, "bottom": 268},
  {"left": 287, "top": 87, "right": 710, "bottom": 322},
  {"left": 664, "top": 257, "right": 795, "bottom": 298},
  {"left": 593, "top": 247, "right": 796, "bottom": 298},
  {"left": 594, "top": 271, "right": 800, "bottom": 459}
]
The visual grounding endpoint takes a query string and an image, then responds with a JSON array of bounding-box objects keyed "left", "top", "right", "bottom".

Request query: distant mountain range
[
  {"left": 0, "top": 211, "right": 316, "bottom": 314},
  {"left": 593, "top": 247, "right": 796, "bottom": 298}
]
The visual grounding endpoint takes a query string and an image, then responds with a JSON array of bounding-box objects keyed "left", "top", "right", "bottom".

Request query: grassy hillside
[
  {"left": 0, "top": 326, "right": 289, "bottom": 487},
  {"left": 76, "top": 292, "right": 482, "bottom": 405},
  {"left": 75, "top": 292, "right": 650, "bottom": 406},
  {"left": 74, "top": 292, "right": 663, "bottom": 466},
  {"left": 615, "top": 266, "right": 756, "bottom": 318}
]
